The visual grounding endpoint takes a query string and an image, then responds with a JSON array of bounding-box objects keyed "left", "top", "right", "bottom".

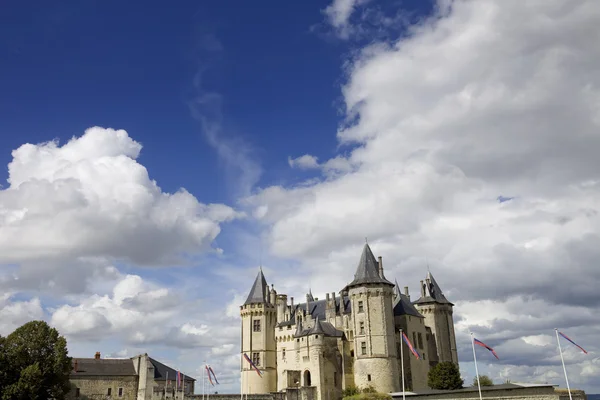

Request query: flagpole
[
  {"left": 166, "top": 371, "right": 169, "bottom": 396},
  {"left": 470, "top": 332, "right": 483, "bottom": 400},
  {"left": 399, "top": 329, "right": 406, "bottom": 400},
  {"left": 203, "top": 360, "right": 206, "bottom": 400},
  {"left": 555, "top": 329, "right": 573, "bottom": 400},
  {"left": 207, "top": 365, "right": 211, "bottom": 400},
  {"left": 240, "top": 353, "right": 244, "bottom": 400}
]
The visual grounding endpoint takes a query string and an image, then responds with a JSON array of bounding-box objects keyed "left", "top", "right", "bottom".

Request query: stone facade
[
  {"left": 68, "top": 353, "right": 195, "bottom": 400},
  {"left": 240, "top": 244, "right": 459, "bottom": 400}
]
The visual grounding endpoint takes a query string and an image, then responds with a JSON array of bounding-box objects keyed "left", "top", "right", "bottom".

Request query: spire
[
  {"left": 307, "top": 289, "right": 314, "bottom": 302},
  {"left": 244, "top": 269, "right": 269, "bottom": 305},
  {"left": 309, "top": 316, "right": 326, "bottom": 336},
  {"left": 346, "top": 243, "right": 394, "bottom": 288},
  {"left": 393, "top": 279, "right": 402, "bottom": 307},
  {"left": 414, "top": 270, "right": 452, "bottom": 305}
]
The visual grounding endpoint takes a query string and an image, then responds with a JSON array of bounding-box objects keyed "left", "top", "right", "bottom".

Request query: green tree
[
  {"left": 472, "top": 375, "right": 494, "bottom": 387},
  {"left": 427, "top": 361, "right": 464, "bottom": 390},
  {"left": 0, "top": 321, "right": 72, "bottom": 400}
]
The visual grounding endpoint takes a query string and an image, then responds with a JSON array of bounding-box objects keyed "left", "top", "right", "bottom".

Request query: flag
[
  {"left": 176, "top": 371, "right": 181, "bottom": 388},
  {"left": 243, "top": 353, "right": 262, "bottom": 377},
  {"left": 401, "top": 332, "right": 421, "bottom": 360},
  {"left": 206, "top": 365, "right": 214, "bottom": 386},
  {"left": 558, "top": 331, "right": 587, "bottom": 354},
  {"left": 473, "top": 338, "right": 499, "bottom": 360},
  {"left": 209, "top": 366, "right": 220, "bottom": 384}
]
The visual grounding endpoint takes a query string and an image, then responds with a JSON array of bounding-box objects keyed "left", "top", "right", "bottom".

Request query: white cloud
[
  {"left": 323, "top": 0, "right": 371, "bottom": 39},
  {"left": 0, "top": 127, "right": 239, "bottom": 267},
  {"left": 247, "top": 0, "right": 600, "bottom": 392},
  {"left": 288, "top": 154, "right": 320, "bottom": 170},
  {"left": 0, "top": 294, "right": 44, "bottom": 336}
]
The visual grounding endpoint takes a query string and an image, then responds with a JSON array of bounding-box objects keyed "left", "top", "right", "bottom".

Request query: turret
[
  {"left": 413, "top": 271, "right": 458, "bottom": 365},
  {"left": 240, "top": 269, "right": 277, "bottom": 393},
  {"left": 345, "top": 243, "right": 400, "bottom": 393}
]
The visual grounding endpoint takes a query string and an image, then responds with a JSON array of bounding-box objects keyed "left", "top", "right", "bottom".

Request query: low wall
[
  {"left": 390, "top": 384, "right": 587, "bottom": 400},
  {"left": 188, "top": 395, "right": 276, "bottom": 400}
]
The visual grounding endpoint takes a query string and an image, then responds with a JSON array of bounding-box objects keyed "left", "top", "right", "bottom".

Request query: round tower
[
  {"left": 413, "top": 272, "right": 458, "bottom": 365},
  {"left": 240, "top": 269, "right": 277, "bottom": 393},
  {"left": 346, "top": 244, "right": 400, "bottom": 393}
]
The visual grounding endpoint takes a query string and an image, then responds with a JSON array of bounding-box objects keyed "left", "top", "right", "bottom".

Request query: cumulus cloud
[
  {"left": 0, "top": 127, "right": 242, "bottom": 298},
  {"left": 0, "top": 294, "right": 44, "bottom": 336},
  {"left": 248, "top": 0, "right": 600, "bottom": 391},
  {"left": 323, "top": 0, "right": 371, "bottom": 39},
  {"left": 288, "top": 154, "right": 320, "bottom": 170},
  {"left": 0, "top": 127, "right": 239, "bottom": 267}
]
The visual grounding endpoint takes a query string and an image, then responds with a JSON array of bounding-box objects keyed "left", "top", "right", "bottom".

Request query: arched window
[{"left": 303, "top": 370, "right": 311, "bottom": 387}]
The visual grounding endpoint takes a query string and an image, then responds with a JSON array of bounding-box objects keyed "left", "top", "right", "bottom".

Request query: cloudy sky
[{"left": 1, "top": 0, "right": 599, "bottom": 394}]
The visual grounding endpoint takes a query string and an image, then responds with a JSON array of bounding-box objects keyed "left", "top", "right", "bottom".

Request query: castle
[{"left": 240, "top": 243, "right": 458, "bottom": 400}]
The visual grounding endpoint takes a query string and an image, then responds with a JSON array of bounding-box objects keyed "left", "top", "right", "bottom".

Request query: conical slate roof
[
  {"left": 414, "top": 271, "right": 452, "bottom": 305},
  {"left": 346, "top": 243, "right": 394, "bottom": 288},
  {"left": 244, "top": 269, "right": 269, "bottom": 305},
  {"left": 393, "top": 280, "right": 423, "bottom": 317},
  {"left": 309, "top": 317, "right": 326, "bottom": 335}
]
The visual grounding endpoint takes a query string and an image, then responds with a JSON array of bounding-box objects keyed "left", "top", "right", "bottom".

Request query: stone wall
[
  {"left": 67, "top": 375, "right": 138, "bottom": 400},
  {"left": 390, "top": 385, "right": 587, "bottom": 400}
]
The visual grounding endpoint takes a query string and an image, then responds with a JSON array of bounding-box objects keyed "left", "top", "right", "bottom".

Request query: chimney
[
  {"left": 425, "top": 278, "right": 431, "bottom": 296},
  {"left": 326, "top": 293, "right": 330, "bottom": 302},
  {"left": 291, "top": 297, "right": 294, "bottom": 307},
  {"left": 378, "top": 256, "right": 384, "bottom": 278},
  {"left": 420, "top": 280, "right": 425, "bottom": 297},
  {"left": 404, "top": 286, "right": 410, "bottom": 300},
  {"left": 94, "top": 352, "right": 101, "bottom": 360},
  {"left": 74, "top": 359, "right": 78, "bottom": 373}
]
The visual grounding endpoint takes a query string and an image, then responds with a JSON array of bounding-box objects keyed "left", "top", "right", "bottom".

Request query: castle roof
[
  {"left": 413, "top": 271, "right": 453, "bottom": 305},
  {"left": 70, "top": 358, "right": 136, "bottom": 376},
  {"left": 244, "top": 268, "right": 269, "bottom": 305},
  {"left": 393, "top": 280, "right": 423, "bottom": 318},
  {"left": 294, "top": 317, "right": 344, "bottom": 338},
  {"left": 346, "top": 243, "right": 394, "bottom": 289},
  {"left": 149, "top": 357, "right": 195, "bottom": 382},
  {"left": 277, "top": 295, "right": 351, "bottom": 327}
]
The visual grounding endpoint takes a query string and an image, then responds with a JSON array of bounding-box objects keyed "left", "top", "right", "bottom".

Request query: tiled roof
[
  {"left": 244, "top": 269, "right": 269, "bottom": 305},
  {"left": 149, "top": 357, "right": 195, "bottom": 382},
  {"left": 71, "top": 358, "right": 136, "bottom": 376},
  {"left": 294, "top": 318, "right": 344, "bottom": 338},
  {"left": 346, "top": 244, "right": 394, "bottom": 288},
  {"left": 393, "top": 281, "right": 423, "bottom": 318}
]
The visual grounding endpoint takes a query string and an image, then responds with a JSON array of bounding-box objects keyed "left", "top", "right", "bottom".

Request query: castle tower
[
  {"left": 240, "top": 269, "right": 277, "bottom": 393},
  {"left": 345, "top": 244, "right": 400, "bottom": 393},
  {"left": 413, "top": 271, "right": 458, "bottom": 364}
]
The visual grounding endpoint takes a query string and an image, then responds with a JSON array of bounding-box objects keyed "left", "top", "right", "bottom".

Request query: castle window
[
  {"left": 350, "top": 350, "right": 354, "bottom": 357},
  {"left": 359, "top": 322, "right": 365, "bottom": 335},
  {"left": 367, "top": 374, "right": 372, "bottom": 382},
  {"left": 361, "top": 342, "right": 367, "bottom": 355},
  {"left": 413, "top": 332, "right": 417, "bottom": 347},
  {"left": 75, "top": 388, "right": 80, "bottom": 398},
  {"left": 118, "top": 387, "right": 123, "bottom": 397},
  {"left": 334, "top": 372, "right": 338, "bottom": 386},
  {"left": 253, "top": 320, "right": 261, "bottom": 332},
  {"left": 423, "top": 352, "right": 426, "bottom": 360},
  {"left": 358, "top": 301, "right": 364, "bottom": 313},
  {"left": 282, "top": 348, "right": 286, "bottom": 359},
  {"left": 418, "top": 333, "right": 423, "bottom": 349},
  {"left": 107, "top": 388, "right": 112, "bottom": 396},
  {"left": 252, "top": 352, "right": 260, "bottom": 366}
]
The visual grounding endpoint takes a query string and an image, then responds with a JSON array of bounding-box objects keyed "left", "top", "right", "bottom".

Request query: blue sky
[{"left": 1, "top": 0, "right": 600, "bottom": 395}]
